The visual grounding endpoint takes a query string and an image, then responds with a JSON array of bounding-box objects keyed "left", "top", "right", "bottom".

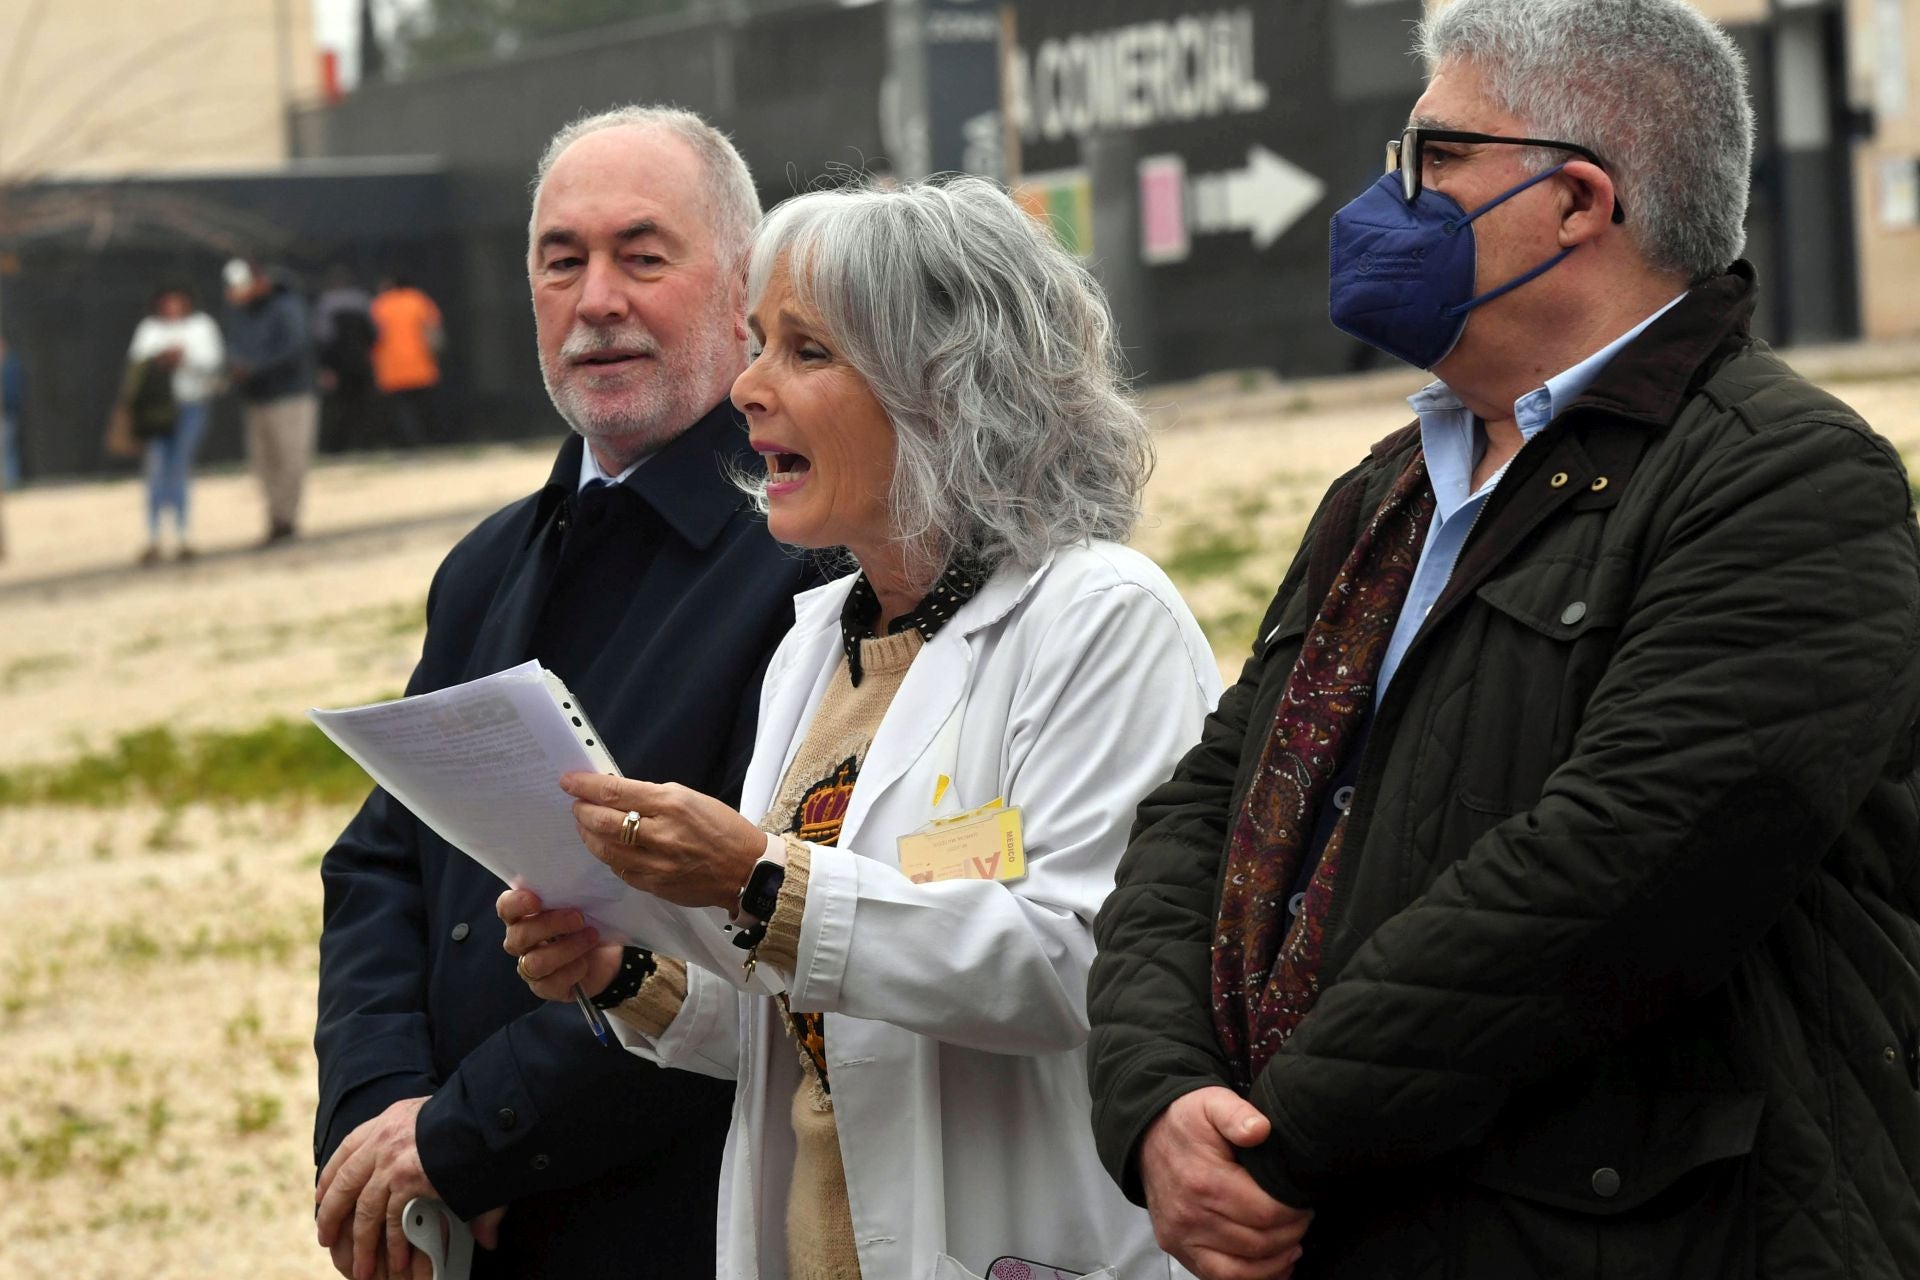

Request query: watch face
[{"left": 743, "top": 861, "right": 786, "bottom": 920}]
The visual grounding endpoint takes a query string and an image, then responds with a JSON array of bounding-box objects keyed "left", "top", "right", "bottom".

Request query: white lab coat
[{"left": 611, "top": 541, "right": 1223, "bottom": 1280}]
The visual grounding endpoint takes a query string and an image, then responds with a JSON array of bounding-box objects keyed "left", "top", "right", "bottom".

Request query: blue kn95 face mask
[{"left": 1328, "top": 166, "right": 1576, "bottom": 370}]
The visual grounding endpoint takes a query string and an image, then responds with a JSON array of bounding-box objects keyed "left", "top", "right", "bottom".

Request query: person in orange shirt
[{"left": 369, "top": 273, "right": 444, "bottom": 447}]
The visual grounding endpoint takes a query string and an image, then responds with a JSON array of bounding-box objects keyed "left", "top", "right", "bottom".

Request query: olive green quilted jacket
[{"left": 1089, "top": 264, "right": 1920, "bottom": 1279}]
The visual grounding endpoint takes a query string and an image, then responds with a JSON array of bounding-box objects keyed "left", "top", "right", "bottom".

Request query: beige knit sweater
[{"left": 612, "top": 630, "right": 924, "bottom": 1280}]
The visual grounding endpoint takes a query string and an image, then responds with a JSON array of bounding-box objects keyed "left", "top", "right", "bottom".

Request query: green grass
[
  {"left": 0, "top": 719, "right": 371, "bottom": 809},
  {"left": 1, "top": 652, "right": 78, "bottom": 692},
  {"left": 0, "top": 1089, "right": 178, "bottom": 1184},
  {"left": 230, "top": 1092, "right": 282, "bottom": 1137},
  {"left": 1153, "top": 489, "right": 1291, "bottom": 653},
  {"left": 1165, "top": 525, "right": 1261, "bottom": 582}
]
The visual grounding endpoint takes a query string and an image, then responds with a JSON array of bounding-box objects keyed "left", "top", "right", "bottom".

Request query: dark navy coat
[{"left": 315, "top": 404, "right": 820, "bottom": 1277}]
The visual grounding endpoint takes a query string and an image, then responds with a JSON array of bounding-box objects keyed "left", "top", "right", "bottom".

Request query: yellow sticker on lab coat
[{"left": 897, "top": 806, "right": 1027, "bottom": 884}]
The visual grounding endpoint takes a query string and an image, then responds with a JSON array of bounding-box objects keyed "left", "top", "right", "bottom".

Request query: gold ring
[
  {"left": 515, "top": 953, "right": 533, "bottom": 979},
  {"left": 619, "top": 810, "right": 642, "bottom": 846}
]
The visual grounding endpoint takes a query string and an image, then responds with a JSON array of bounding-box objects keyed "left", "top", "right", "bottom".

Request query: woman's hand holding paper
[{"left": 560, "top": 772, "right": 767, "bottom": 911}]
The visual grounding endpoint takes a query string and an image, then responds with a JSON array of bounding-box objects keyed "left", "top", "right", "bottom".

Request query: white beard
[{"left": 540, "top": 309, "right": 737, "bottom": 456}]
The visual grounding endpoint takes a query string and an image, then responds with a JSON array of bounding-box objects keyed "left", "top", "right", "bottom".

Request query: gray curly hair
[
  {"left": 1416, "top": 0, "right": 1754, "bottom": 283},
  {"left": 742, "top": 175, "right": 1153, "bottom": 586}
]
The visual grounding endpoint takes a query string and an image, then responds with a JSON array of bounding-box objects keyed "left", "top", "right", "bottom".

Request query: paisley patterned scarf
[{"left": 1211, "top": 453, "right": 1436, "bottom": 1088}]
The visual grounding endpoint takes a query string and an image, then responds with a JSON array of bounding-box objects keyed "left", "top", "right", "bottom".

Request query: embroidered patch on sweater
[{"left": 790, "top": 755, "right": 860, "bottom": 846}]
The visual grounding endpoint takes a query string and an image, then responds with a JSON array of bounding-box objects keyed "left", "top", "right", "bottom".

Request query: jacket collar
[
  {"left": 532, "top": 400, "right": 754, "bottom": 550},
  {"left": 1559, "top": 260, "right": 1757, "bottom": 429}
]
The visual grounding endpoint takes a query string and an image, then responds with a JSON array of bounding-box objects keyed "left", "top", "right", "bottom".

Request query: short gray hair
[
  {"left": 1416, "top": 0, "right": 1754, "bottom": 282},
  {"left": 744, "top": 175, "right": 1153, "bottom": 585},
  {"left": 529, "top": 105, "right": 760, "bottom": 268}
]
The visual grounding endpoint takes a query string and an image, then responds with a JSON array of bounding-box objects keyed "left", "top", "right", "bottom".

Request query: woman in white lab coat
[{"left": 500, "top": 177, "right": 1222, "bottom": 1280}]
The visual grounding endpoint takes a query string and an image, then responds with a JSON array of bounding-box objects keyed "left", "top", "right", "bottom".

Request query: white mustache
[{"left": 560, "top": 325, "right": 661, "bottom": 361}]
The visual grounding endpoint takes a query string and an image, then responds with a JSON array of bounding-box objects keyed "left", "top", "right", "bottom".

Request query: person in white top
[
  {"left": 126, "top": 284, "right": 224, "bottom": 563},
  {"left": 501, "top": 177, "right": 1223, "bottom": 1279}
]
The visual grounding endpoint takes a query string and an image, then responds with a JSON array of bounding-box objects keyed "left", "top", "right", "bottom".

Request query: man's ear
[{"left": 1557, "top": 160, "right": 1620, "bottom": 247}]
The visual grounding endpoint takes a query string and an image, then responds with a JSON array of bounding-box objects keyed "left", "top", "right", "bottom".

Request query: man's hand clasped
[
  {"left": 314, "top": 1096, "right": 505, "bottom": 1280},
  {"left": 1140, "top": 1087, "right": 1312, "bottom": 1280}
]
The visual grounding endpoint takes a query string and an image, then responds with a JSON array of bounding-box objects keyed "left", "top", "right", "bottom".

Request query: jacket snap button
[
  {"left": 495, "top": 1108, "right": 517, "bottom": 1131},
  {"left": 531, "top": 1153, "right": 550, "bottom": 1171},
  {"left": 1550, "top": 472, "right": 1570, "bottom": 488},
  {"left": 1560, "top": 601, "right": 1588, "bottom": 626},
  {"left": 1333, "top": 785, "right": 1355, "bottom": 812},
  {"left": 1590, "top": 476, "right": 1610, "bottom": 492},
  {"left": 450, "top": 922, "right": 470, "bottom": 943},
  {"left": 1886, "top": 1046, "right": 1900, "bottom": 1064},
  {"left": 1591, "top": 1167, "right": 1621, "bottom": 1198}
]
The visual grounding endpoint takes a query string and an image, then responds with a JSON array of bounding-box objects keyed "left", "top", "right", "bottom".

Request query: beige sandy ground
[{"left": 0, "top": 363, "right": 1916, "bottom": 1277}]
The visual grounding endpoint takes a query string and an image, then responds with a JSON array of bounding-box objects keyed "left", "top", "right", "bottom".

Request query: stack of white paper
[{"left": 310, "top": 661, "right": 743, "bottom": 980}]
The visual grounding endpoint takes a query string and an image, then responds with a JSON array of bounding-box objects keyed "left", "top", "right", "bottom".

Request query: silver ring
[{"left": 619, "top": 809, "right": 642, "bottom": 846}]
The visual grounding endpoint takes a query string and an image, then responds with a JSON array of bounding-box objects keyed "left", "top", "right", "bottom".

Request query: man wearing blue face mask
[{"left": 1089, "top": 1, "right": 1920, "bottom": 1278}]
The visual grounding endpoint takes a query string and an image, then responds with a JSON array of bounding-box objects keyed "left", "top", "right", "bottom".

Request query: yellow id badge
[{"left": 897, "top": 803, "right": 1027, "bottom": 885}]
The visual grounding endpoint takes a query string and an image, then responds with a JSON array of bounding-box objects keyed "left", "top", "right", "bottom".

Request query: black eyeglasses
[{"left": 1386, "top": 127, "right": 1625, "bottom": 222}]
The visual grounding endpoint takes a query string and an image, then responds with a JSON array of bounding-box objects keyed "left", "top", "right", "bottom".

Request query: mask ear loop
[
  {"left": 1442, "top": 247, "right": 1575, "bottom": 319},
  {"left": 1437, "top": 163, "right": 1579, "bottom": 319}
]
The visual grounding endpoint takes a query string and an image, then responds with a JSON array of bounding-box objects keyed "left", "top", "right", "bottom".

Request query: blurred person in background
[
  {"left": 1, "top": 334, "right": 21, "bottom": 484},
  {"left": 222, "top": 257, "right": 317, "bottom": 545},
  {"left": 1087, "top": 1, "right": 1920, "bottom": 1277},
  {"left": 0, "top": 334, "right": 20, "bottom": 560},
  {"left": 370, "top": 272, "right": 444, "bottom": 448},
  {"left": 314, "top": 265, "right": 380, "bottom": 453},
  {"left": 499, "top": 176, "right": 1226, "bottom": 1280},
  {"left": 313, "top": 106, "right": 821, "bottom": 1280},
  {"left": 126, "top": 284, "right": 224, "bottom": 564}
]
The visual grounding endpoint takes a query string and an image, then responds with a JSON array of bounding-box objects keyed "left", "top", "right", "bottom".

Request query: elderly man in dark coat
[
  {"left": 1088, "top": 3, "right": 1920, "bottom": 1278},
  {"left": 312, "top": 106, "right": 819, "bottom": 1279}
]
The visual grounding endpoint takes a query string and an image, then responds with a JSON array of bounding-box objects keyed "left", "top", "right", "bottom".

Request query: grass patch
[
  {"left": 1198, "top": 603, "right": 1264, "bottom": 653},
  {"left": 1, "top": 652, "right": 78, "bottom": 692},
  {"left": 0, "top": 1098, "right": 167, "bottom": 1182},
  {"left": 1165, "top": 525, "right": 1261, "bottom": 583},
  {"left": 230, "top": 1092, "right": 282, "bottom": 1136},
  {"left": 0, "top": 719, "right": 371, "bottom": 809},
  {"left": 114, "top": 631, "right": 166, "bottom": 658}
]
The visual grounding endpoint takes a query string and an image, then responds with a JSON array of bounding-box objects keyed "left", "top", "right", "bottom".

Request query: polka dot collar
[{"left": 839, "top": 562, "right": 983, "bottom": 686}]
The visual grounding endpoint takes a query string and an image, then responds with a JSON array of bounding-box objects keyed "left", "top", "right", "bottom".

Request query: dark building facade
[{"left": 5, "top": 0, "right": 1867, "bottom": 478}]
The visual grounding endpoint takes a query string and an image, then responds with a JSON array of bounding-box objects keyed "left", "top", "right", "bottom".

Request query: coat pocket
[
  {"left": 1457, "top": 1089, "right": 1764, "bottom": 1280},
  {"left": 1454, "top": 554, "right": 1625, "bottom": 815},
  {"left": 1465, "top": 1088, "right": 1763, "bottom": 1214}
]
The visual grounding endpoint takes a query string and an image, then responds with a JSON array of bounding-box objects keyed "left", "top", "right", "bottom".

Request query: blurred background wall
[{"left": 1, "top": 0, "right": 1915, "bottom": 481}]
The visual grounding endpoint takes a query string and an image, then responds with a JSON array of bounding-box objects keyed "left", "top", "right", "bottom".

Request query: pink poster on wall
[{"left": 1139, "top": 155, "right": 1190, "bottom": 265}]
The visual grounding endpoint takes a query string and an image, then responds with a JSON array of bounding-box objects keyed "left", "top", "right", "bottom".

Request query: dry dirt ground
[{"left": 1, "top": 365, "right": 1916, "bottom": 1277}]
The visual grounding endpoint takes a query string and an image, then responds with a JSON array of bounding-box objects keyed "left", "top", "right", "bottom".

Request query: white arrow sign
[{"left": 1191, "top": 145, "right": 1326, "bottom": 251}]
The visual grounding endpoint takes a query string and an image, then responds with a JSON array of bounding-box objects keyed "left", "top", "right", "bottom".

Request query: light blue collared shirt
[
  {"left": 1372, "top": 294, "right": 1686, "bottom": 701},
  {"left": 576, "top": 444, "right": 644, "bottom": 492}
]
